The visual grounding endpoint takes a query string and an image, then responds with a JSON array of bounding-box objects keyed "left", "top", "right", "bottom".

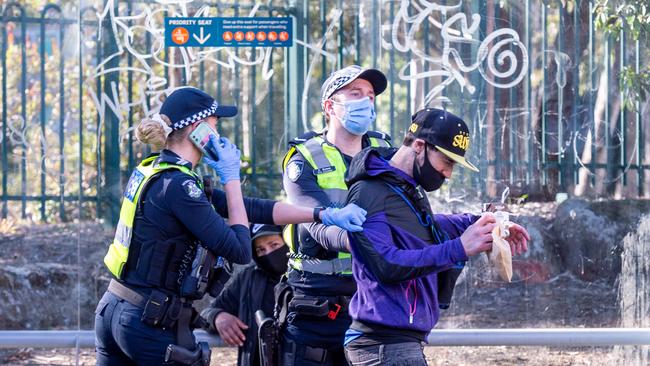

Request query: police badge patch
[
  {"left": 124, "top": 170, "right": 145, "bottom": 202},
  {"left": 182, "top": 180, "right": 203, "bottom": 199},
  {"left": 287, "top": 160, "right": 304, "bottom": 182}
]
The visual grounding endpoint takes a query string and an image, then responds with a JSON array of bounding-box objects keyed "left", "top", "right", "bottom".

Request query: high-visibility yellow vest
[
  {"left": 281, "top": 132, "right": 391, "bottom": 275},
  {"left": 104, "top": 155, "right": 201, "bottom": 279}
]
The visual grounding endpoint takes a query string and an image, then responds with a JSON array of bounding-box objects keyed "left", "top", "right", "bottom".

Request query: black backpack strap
[
  {"left": 366, "top": 130, "right": 392, "bottom": 142},
  {"left": 273, "top": 276, "right": 294, "bottom": 329},
  {"left": 287, "top": 131, "right": 320, "bottom": 148},
  {"left": 383, "top": 182, "right": 448, "bottom": 244}
]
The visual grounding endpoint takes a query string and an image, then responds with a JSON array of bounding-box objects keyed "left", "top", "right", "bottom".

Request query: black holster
[
  {"left": 287, "top": 295, "right": 330, "bottom": 317},
  {"left": 256, "top": 310, "right": 280, "bottom": 366},
  {"left": 164, "top": 342, "right": 211, "bottom": 366}
]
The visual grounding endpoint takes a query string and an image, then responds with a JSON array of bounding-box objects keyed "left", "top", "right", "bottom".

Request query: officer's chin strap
[{"left": 165, "top": 300, "right": 211, "bottom": 366}]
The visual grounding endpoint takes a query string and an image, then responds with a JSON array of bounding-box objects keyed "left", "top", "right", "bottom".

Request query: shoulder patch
[
  {"left": 182, "top": 179, "right": 204, "bottom": 199},
  {"left": 124, "top": 170, "right": 145, "bottom": 202},
  {"left": 286, "top": 160, "right": 304, "bottom": 182}
]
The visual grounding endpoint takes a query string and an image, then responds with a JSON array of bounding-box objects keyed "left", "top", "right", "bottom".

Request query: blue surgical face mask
[{"left": 330, "top": 96, "right": 376, "bottom": 136}]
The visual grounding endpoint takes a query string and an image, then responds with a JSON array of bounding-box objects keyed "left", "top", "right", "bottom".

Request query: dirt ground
[{"left": 0, "top": 345, "right": 627, "bottom": 365}]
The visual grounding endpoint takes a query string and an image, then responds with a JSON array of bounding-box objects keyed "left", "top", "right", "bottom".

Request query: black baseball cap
[
  {"left": 251, "top": 224, "right": 283, "bottom": 241},
  {"left": 407, "top": 108, "right": 479, "bottom": 172},
  {"left": 160, "top": 87, "right": 238, "bottom": 130},
  {"left": 320, "top": 65, "right": 387, "bottom": 109}
]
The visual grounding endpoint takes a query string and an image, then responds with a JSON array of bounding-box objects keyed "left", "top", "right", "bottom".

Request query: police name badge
[
  {"left": 287, "top": 160, "right": 304, "bottom": 182},
  {"left": 182, "top": 180, "right": 203, "bottom": 199}
]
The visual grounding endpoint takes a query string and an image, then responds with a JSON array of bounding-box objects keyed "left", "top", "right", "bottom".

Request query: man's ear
[
  {"left": 323, "top": 99, "right": 334, "bottom": 119},
  {"left": 412, "top": 139, "right": 426, "bottom": 155}
]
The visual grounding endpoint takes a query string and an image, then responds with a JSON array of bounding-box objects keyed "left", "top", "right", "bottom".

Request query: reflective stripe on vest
[
  {"left": 103, "top": 155, "right": 200, "bottom": 279},
  {"left": 288, "top": 257, "right": 352, "bottom": 275},
  {"left": 281, "top": 133, "right": 390, "bottom": 275},
  {"left": 283, "top": 223, "right": 353, "bottom": 275}
]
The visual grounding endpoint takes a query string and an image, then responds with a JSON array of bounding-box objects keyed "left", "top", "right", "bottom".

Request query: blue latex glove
[
  {"left": 203, "top": 135, "right": 241, "bottom": 184},
  {"left": 320, "top": 203, "right": 367, "bottom": 232}
]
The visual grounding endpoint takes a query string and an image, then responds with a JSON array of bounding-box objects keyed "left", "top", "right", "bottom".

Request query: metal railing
[{"left": 1, "top": 328, "right": 649, "bottom": 348}]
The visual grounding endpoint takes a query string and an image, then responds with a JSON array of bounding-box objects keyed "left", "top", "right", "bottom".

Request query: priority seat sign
[{"left": 165, "top": 17, "right": 293, "bottom": 48}]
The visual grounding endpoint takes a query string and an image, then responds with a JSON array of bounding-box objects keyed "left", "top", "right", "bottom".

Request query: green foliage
[
  {"left": 514, "top": 194, "right": 529, "bottom": 205},
  {"left": 620, "top": 65, "right": 650, "bottom": 110},
  {"left": 594, "top": 0, "right": 650, "bottom": 108},
  {"left": 594, "top": 0, "right": 650, "bottom": 40},
  {"left": 0, "top": 2, "right": 102, "bottom": 221}
]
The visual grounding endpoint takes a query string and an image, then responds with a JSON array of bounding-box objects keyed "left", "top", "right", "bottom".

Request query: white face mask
[{"left": 330, "top": 97, "right": 376, "bottom": 135}]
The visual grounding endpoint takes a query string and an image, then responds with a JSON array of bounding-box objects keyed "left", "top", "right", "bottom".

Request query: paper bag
[{"left": 488, "top": 225, "right": 513, "bottom": 282}]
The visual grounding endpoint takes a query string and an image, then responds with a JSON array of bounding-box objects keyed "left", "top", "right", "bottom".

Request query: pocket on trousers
[
  {"left": 94, "top": 294, "right": 111, "bottom": 316},
  {"left": 345, "top": 344, "right": 382, "bottom": 366},
  {"left": 118, "top": 305, "right": 173, "bottom": 342}
]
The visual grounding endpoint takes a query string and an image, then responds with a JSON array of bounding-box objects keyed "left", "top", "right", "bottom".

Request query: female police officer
[{"left": 94, "top": 87, "right": 366, "bottom": 366}]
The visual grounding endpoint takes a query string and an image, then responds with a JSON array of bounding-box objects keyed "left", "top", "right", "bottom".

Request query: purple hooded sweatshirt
[{"left": 344, "top": 147, "right": 477, "bottom": 341}]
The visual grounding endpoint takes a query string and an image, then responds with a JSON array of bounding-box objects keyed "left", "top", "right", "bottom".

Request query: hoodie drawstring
[{"left": 405, "top": 279, "right": 418, "bottom": 324}]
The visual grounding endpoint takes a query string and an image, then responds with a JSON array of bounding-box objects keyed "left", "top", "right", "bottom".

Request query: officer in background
[
  {"left": 202, "top": 224, "right": 288, "bottom": 366},
  {"left": 279, "top": 65, "right": 391, "bottom": 365}
]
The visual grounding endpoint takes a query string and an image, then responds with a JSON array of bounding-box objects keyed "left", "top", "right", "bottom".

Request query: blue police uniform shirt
[{"left": 122, "top": 149, "right": 251, "bottom": 290}]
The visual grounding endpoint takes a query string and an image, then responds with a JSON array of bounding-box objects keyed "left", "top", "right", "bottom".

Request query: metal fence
[{"left": 1, "top": 0, "right": 648, "bottom": 223}]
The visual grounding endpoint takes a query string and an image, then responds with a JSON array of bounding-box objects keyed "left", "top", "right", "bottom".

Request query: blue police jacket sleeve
[
  {"left": 211, "top": 189, "right": 276, "bottom": 224},
  {"left": 283, "top": 153, "right": 350, "bottom": 252},
  {"left": 166, "top": 176, "right": 252, "bottom": 264}
]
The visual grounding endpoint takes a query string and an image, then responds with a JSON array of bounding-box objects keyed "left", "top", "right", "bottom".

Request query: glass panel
[{"left": 0, "top": 0, "right": 647, "bottom": 364}]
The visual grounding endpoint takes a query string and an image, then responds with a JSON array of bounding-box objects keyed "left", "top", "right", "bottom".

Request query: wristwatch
[{"left": 313, "top": 207, "right": 325, "bottom": 222}]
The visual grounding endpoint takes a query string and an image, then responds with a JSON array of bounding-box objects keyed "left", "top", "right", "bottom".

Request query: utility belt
[
  {"left": 109, "top": 280, "right": 211, "bottom": 365},
  {"left": 288, "top": 293, "right": 351, "bottom": 320},
  {"left": 259, "top": 278, "right": 351, "bottom": 366},
  {"left": 108, "top": 279, "right": 206, "bottom": 330}
]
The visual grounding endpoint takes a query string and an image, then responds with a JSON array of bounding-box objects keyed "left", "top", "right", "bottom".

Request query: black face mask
[
  {"left": 254, "top": 245, "right": 289, "bottom": 276},
  {"left": 412, "top": 144, "right": 445, "bottom": 192}
]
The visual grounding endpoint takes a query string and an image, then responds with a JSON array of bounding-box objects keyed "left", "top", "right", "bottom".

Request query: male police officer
[{"left": 279, "top": 65, "right": 391, "bottom": 365}]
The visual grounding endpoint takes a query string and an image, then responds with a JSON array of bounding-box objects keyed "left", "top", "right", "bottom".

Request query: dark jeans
[
  {"left": 344, "top": 341, "right": 427, "bottom": 366},
  {"left": 94, "top": 291, "right": 178, "bottom": 366}
]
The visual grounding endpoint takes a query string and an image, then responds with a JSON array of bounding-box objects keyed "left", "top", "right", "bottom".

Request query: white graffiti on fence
[
  {"left": 385, "top": 0, "right": 529, "bottom": 108},
  {"left": 89, "top": 0, "right": 342, "bottom": 147},
  {"left": 89, "top": 0, "right": 277, "bottom": 132},
  {"left": 300, "top": 8, "right": 342, "bottom": 132}
]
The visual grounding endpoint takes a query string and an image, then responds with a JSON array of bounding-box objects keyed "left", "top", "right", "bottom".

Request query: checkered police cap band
[
  {"left": 320, "top": 66, "right": 387, "bottom": 110},
  {"left": 170, "top": 101, "right": 219, "bottom": 131},
  {"left": 160, "top": 87, "right": 236, "bottom": 131},
  {"left": 320, "top": 67, "right": 361, "bottom": 109}
]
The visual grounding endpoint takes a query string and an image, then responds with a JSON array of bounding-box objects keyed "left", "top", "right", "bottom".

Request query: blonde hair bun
[{"left": 135, "top": 114, "right": 172, "bottom": 151}]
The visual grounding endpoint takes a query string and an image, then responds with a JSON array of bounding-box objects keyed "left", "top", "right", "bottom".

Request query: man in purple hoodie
[{"left": 342, "top": 108, "right": 530, "bottom": 365}]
